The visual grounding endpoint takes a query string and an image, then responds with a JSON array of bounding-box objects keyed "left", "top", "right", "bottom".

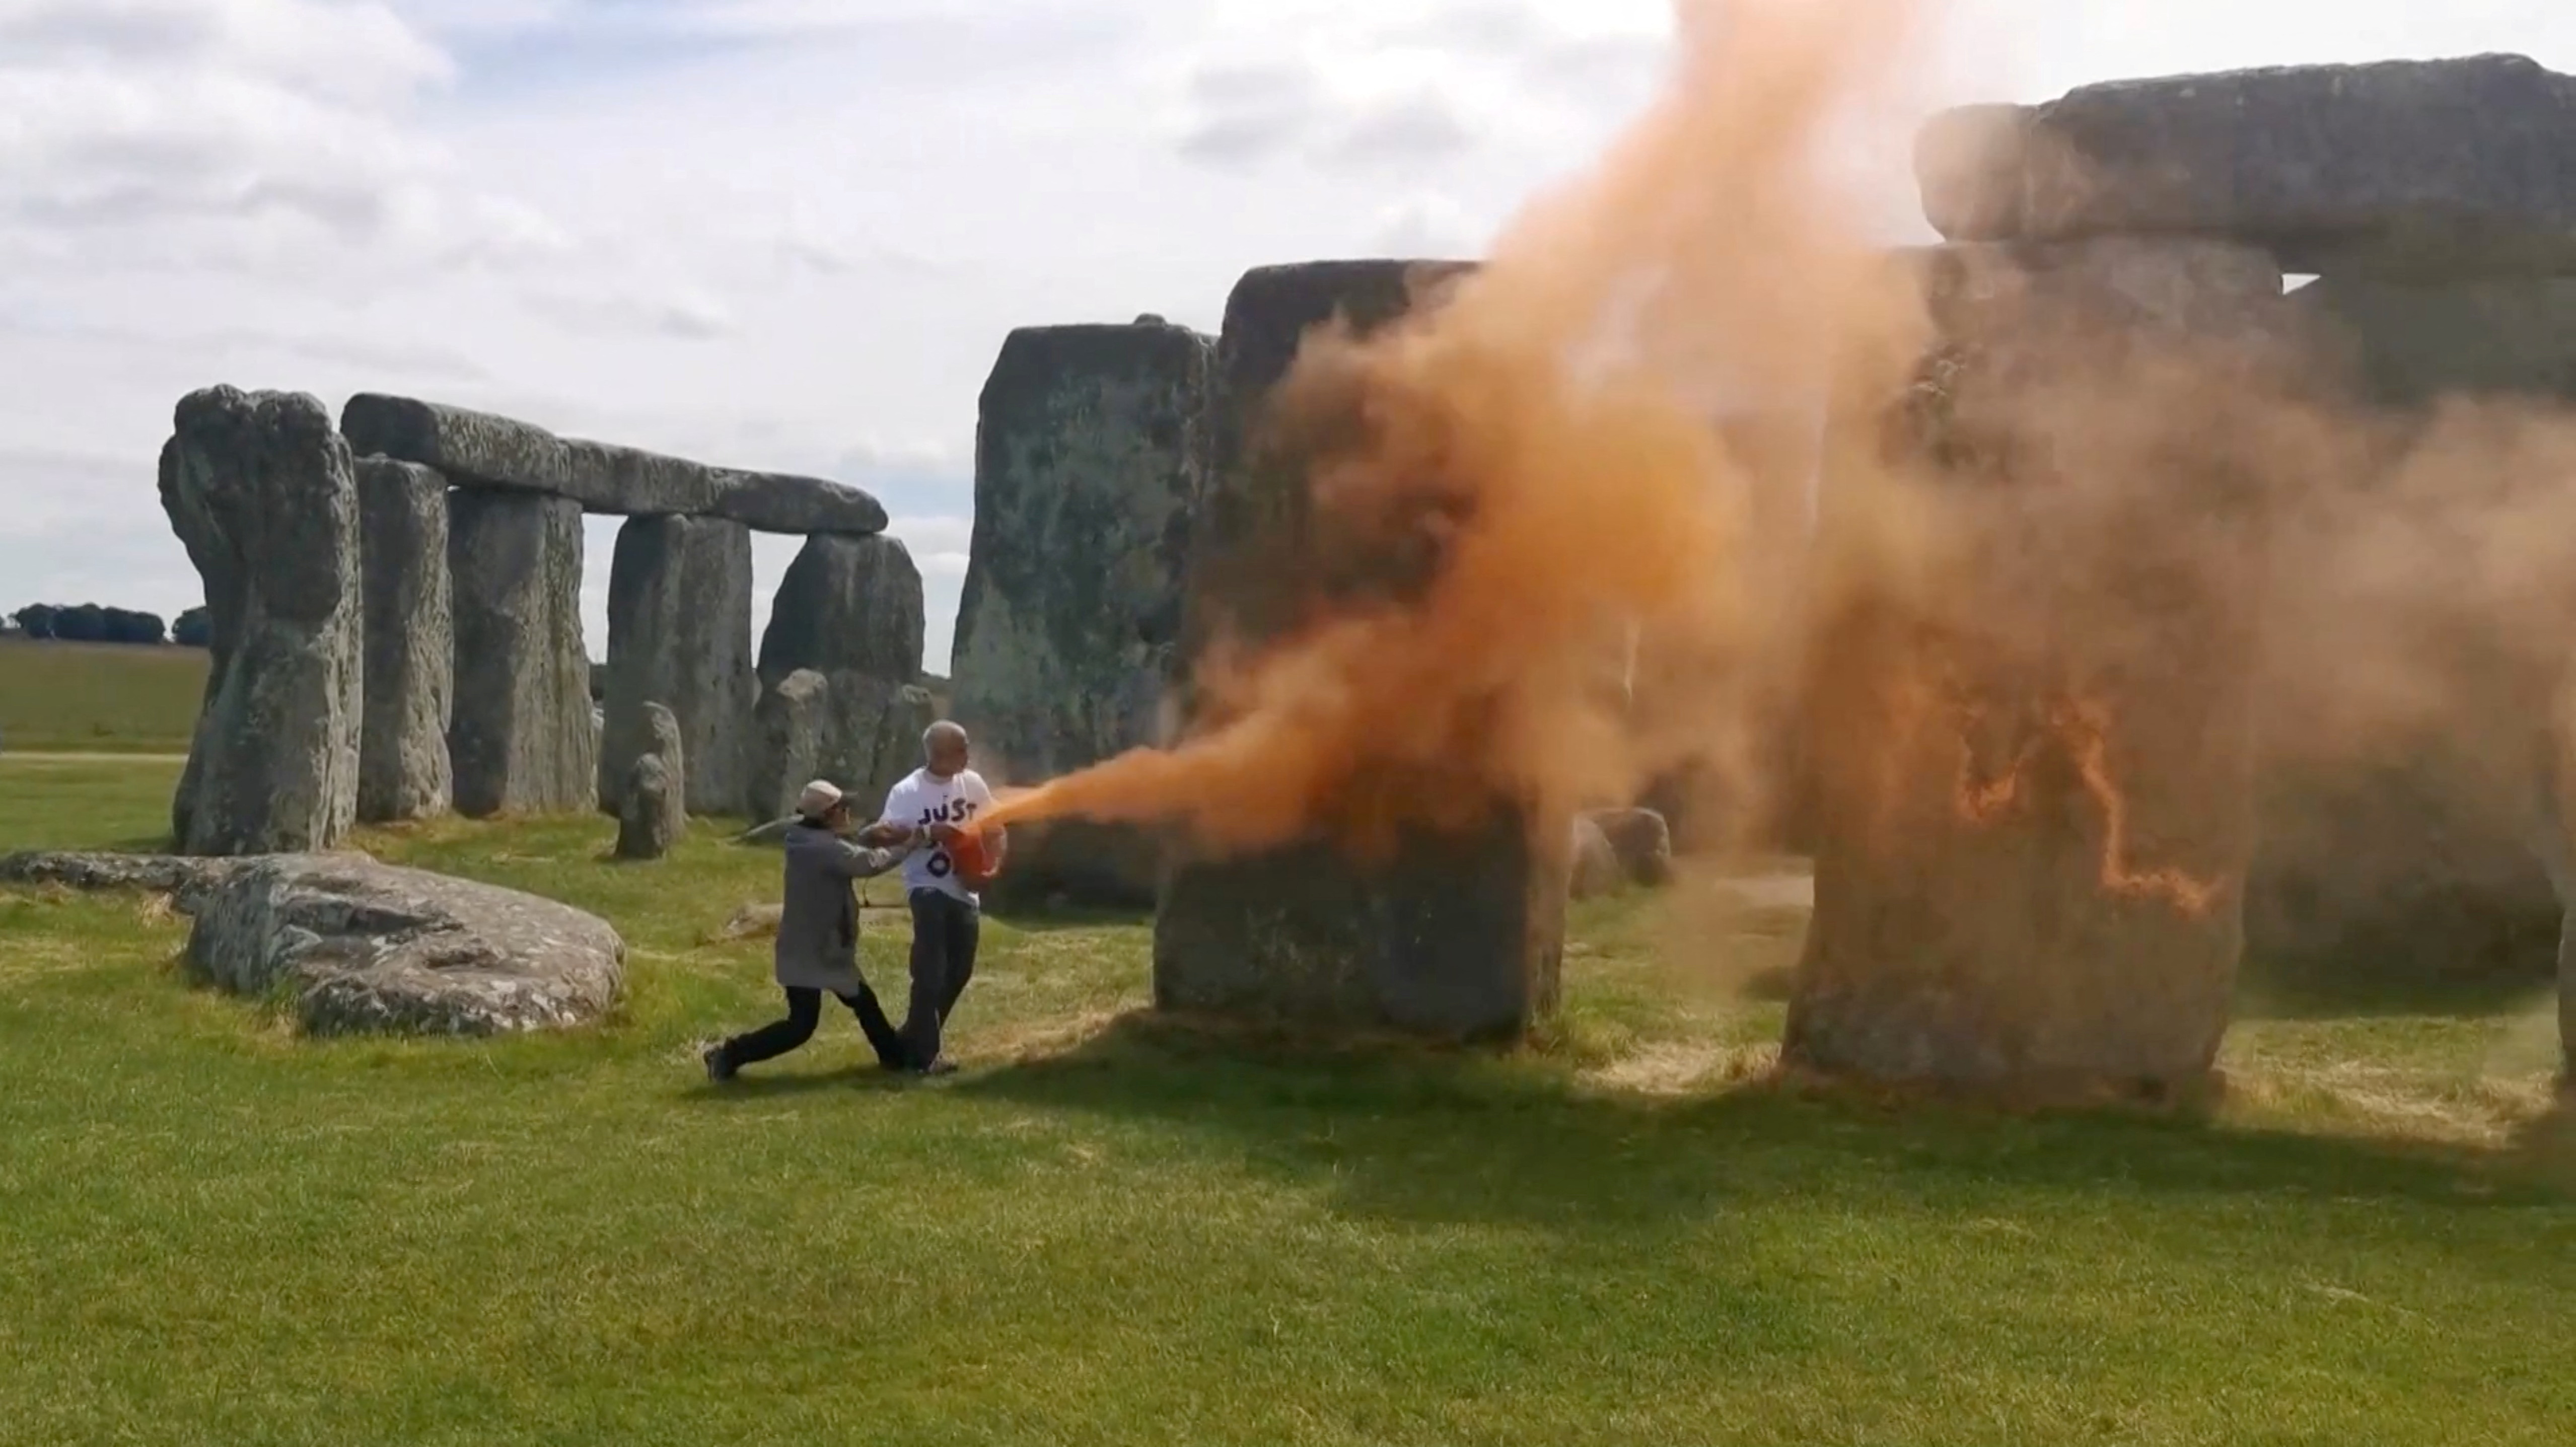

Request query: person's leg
[
  {"left": 938, "top": 896, "right": 980, "bottom": 1017},
  {"left": 838, "top": 982, "right": 908, "bottom": 1069},
  {"left": 708, "top": 988, "right": 822, "bottom": 1077},
  {"left": 899, "top": 891, "right": 950, "bottom": 1070}
]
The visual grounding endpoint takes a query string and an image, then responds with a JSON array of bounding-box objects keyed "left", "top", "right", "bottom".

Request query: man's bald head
[{"left": 923, "top": 720, "right": 970, "bottom": 778}]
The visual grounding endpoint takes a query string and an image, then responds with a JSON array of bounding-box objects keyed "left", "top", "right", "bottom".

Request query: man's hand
[{"left": 858, "top": 822, "right": 912, "bottom": 847}]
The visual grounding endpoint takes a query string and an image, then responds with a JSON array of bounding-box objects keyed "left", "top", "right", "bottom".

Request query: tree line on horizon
[{"left": 6, "top": 603, "right": 210, "bottom": 648}]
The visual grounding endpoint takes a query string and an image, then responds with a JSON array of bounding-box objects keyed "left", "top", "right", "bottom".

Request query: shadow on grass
[
  {"left": 681, "top": 1064, "right": 921, "bottom": 1102},
  {"left": 954, "top": 1012, "right": 2567, "bottom": 1234},
  {"left": 2236, "top": 953, "right": 2556, "bottom": 1022}
]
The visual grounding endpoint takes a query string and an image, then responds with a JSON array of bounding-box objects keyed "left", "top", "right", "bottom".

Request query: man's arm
[{"left": 824, "top": 839, "right": 905, "bottom": 880}]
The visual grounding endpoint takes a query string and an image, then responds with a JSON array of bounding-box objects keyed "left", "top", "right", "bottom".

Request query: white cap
[{"left": 795, "top": 780, "right": 843, "bottom": 818}]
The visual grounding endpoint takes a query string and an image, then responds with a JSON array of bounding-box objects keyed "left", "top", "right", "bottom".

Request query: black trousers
[
  {"left": 718, "top": 984, "right": 906, "bottom": 1071},
  {"left": 900, "top": 889, "right": 981, "bottom": 1068}
]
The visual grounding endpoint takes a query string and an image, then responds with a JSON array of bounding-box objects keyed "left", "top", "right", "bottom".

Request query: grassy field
[
  {"left": 0, "top": 637, "right": 205, "bottom": 754},
  {"left": 2, "top": 755, "right": 2572, "bottom": 1445}
]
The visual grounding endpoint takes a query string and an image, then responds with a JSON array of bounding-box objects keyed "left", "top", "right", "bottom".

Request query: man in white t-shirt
[{"left": 861, "top": 719, "right": 1007, "bottom": 1075}]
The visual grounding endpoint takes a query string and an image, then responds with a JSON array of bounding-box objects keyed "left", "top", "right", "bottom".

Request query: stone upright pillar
[
  {"left": 448, "top": 489, "right": 594, "bottom": 817},
  {"left": 157, "top": 386, "right": 364, "bottom": 855},
  {"left": 1150, "top": 259, "right": 1566, "bottom": 1042},
  {"left": 355, "top": 458, "right": 453, "bottom": 823},
  {"left": 600, "top": 514, "right": 754, "bottom": 817},
  {"left": 1785, "top": 239, "right": 2284, "bottom": 1097},
  {"left": 2246, "top": 274, "right": 2576, "bottom": 998},
  {"left": 951, "top": 317, "right": 1215, "bottom": 907},
  {"left": 752, "top": 533, "right": 931, "bottom": 820}
]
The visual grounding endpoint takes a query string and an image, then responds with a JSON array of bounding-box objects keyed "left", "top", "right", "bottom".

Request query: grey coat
[{"left": 775, "top": 823, "right": 905, "bottom": 993}]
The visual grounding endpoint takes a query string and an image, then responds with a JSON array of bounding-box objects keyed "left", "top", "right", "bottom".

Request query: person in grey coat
[{"left": 703, "top": 780, "right": 914, "bottom": 1080}]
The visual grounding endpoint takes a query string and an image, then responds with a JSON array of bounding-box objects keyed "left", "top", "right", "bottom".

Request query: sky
[{"left": 4, "top": 0, "right": 2573, "bottom": 673}]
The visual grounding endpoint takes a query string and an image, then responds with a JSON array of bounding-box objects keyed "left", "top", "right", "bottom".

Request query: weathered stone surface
[
  {"left": 615, "top": 749, "right": 682, "bottom": 861},
  {"left": 1569, "top": 818, "right": 1621, "bottom": 901},
  {"left": 1585, "top": 808, "right": 1675, "bottom": 889},
  {"left": 0, "top": 850, "right": 242, "bottom": 899},
  {"left": 757, "top": 533, "right": 924, "bottom": 687},
  {"left": 341, "top": 394, "right": 889, "bottom": 534},
  {"left": 2293, "top": 274, "right": 2576, "bottom": 408},
  {"left": 2235, "top": 275, "right": 2576, "bottom": 993},
  {"left": 745, "top": 668, "right": 831, "bottom": 822},
  {"left": 1153, "top": 258, "right": 1562, "bottom": 1040},
  {"left": 448, "top": 489, "right": 594, "bottom": 817},
  {"left": 741, "top": 668, "right": 932, "bottom": 825},
  {"left": 185, "top": 854, "right": 624, "bottom": 1035},
  {"left": 953, "top": 319, "right": 1213, "bottom": 907},
  {"left": 159, "top": 386, "right": 363, "bottom": 856},
  {"left": 600, "top": 515, "right": 753, "bottom": 817},
  {"left": 355, "top": 458, "right": 453, "bottom": 823},
  {"left": 1786, "top": 240, "right": 2281, "bottom": 1095},
  {"left": 1917, "top": 55, "right": 2576, "bottom": 279}
]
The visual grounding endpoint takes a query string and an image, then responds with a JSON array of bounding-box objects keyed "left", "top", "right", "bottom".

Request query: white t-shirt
[{"left": 880, "top": 767, "right": 997, "bottom": 902}]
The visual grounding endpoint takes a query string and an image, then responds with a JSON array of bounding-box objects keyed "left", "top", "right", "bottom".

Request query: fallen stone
[
  {"left": 185, "top": 854, "right": 624, "bottom": 1036},
  {"left": 710, "top": 901, "right": 784, "bottom": 940},
  {"left": 1917, "top": 55, "right": 2576, "bottom": 278},
  {"left": 1154, "top": 258, "right": 1563, "bottom": 1041},
  {"left": 340, "top": 394, "right": 888, "bottom": 534},
  {"left": 1584, "top": 808, "right": 1674, "bottom": 889},
  {"left": 158, "top": 386, "right": 364, "bottom": 856},
  {"left": 0, "top": 850, "right": 243, "bottom": 901},
  {"left": 1569, "top": 818, "right": 1621, "bottom": 901},
  {"left": 448, "top": 488, "right": 595, "bottom": 817},
  {"left": 757, "top": 533, "right": 924, "bottom": 688},
  {"left": 1785, "top": 239, "right": 2280, "bottom": 1096},
  {"left": 355, "top": 458, "right": 454, "bottom": 823},
  {"left": 600, "top": 515, "right": 754, "bottom": 817},
  {"left": 953, "top": 318, "right": 1214, "bottom": 908}
]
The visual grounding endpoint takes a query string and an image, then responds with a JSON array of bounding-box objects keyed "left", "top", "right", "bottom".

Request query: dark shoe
[
  {"left": 703, "top": 1046, "right": 737, "bottom": 1082},
  {"left": 917, "top": 1058, "right": 959, "bottom": 1077}
]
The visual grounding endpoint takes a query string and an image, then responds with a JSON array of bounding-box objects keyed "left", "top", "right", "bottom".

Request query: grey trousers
[{"left": 901, "top": 888, "right": 980, "bottom": 1068}]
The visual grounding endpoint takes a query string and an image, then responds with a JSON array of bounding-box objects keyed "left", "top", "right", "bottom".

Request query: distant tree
[
  {"left": 52, "top": 604, "right": 108, "bottom": 643},
  {"left": 12, "top": 604, "right": 57, "bottom": 639},
  {"left": 172, "top": 607, "right": 212, "bottom": 648},
  {"left": 105, "top": 608, "right": 168, "bottom": 645}
]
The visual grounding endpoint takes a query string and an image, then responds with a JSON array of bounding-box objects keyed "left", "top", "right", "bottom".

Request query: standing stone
[
  {"left": 157, "top": 386, "right": 363, "bottom": 856},
  {"left": 745, "top": 668, "right": 831, "bottom": 822},
  {"left": 758, "top": 533, "right": 923, "bottom": 687},
  {"left": 355, "top": 458, "right": 453, "bottom": 823},
  {"left": 2270, "top": 273, "right": 2576, "bottom": 956},
  {"left": 752, "top": 534, "right": 929, "bottom": 821},
  {"left": 1917, "top": 55, "right": 2576, "bottom": 278},
  {"left": 1786, "top": 240, "right": 2284, "bottom": 1096},
  {"left": 952, "top": 319, "right": 1214, "bottom": 907},
  {"left": 448, "top": 489, "right": 594, "bottom": 817},
  {"left": 1569, "top": 817, "right": 1622, "bottom": 901},
  {"left": 615, "top": 703, "right": 687, "bottom": 860},
  {"left": 600, "top": 515, "right": 754, "bottom": 817},
  {"left": 1152, "top": 258, "right": 1564, "bottom": 1041}
]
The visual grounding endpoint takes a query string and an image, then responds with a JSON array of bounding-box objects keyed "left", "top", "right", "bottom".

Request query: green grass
[
  {"left": 0, "top": 637, "right": 206, "bottom": 753},
  {"left": 3, "top": 756, "right": 2572, "bottom": 1445}
]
